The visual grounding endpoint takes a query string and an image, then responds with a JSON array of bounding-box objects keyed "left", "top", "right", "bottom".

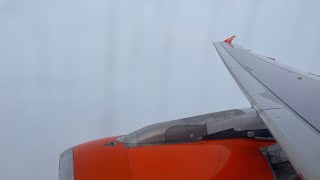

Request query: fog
[{"left": 0, "top": 0, "right": 320, "bottom": 179}]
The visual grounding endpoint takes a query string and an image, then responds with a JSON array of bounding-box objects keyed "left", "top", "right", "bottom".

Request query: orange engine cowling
[
  {"left": 70, "top": 136, "right": 275, "bottom": 180},
  {"left": 59, "top": 108, "right": 278, "bottom": 180}
]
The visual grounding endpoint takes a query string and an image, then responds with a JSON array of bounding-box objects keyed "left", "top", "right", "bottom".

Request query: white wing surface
[{"left": 214, "top": 38, "right": 320, "bottom": 179}]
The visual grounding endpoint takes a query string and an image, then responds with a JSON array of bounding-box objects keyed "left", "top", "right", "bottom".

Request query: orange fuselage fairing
[{"left": 73, "top": 137, "right": 275, "bottom": 180}]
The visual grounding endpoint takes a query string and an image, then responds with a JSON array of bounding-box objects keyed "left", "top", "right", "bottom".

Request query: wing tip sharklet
[{"left": 224, "top": 36, "right": 236, "bottom": 44}]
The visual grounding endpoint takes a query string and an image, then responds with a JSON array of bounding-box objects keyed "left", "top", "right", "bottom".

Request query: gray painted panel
[{"left": 124, "top": 108, "right": 267, "bottom": 147}]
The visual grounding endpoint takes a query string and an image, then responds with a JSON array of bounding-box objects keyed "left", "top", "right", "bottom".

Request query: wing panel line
[
  {"left": 233, "top": 44, "right": 320, "bottom": 84},
  {"left": 219, "top": 42, "right": 320, "bottom": 133}
]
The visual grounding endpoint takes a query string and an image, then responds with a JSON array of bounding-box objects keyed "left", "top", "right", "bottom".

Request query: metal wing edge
[{"left": 213, "top": 41, "right": 320, "bottom": 180}]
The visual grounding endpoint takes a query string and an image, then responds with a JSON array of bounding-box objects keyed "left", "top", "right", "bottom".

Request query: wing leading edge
[{"left": 214, "top": 38, "right": 320, "bottom": 179}]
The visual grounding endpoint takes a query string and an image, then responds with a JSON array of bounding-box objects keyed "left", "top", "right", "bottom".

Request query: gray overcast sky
[{"left": 0, "top": 0, "right": 320, "bottom": 179}]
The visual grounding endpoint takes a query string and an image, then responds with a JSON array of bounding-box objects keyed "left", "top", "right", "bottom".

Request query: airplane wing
[
  {"left": 214, "top": 37, "right": 320, "bottom": 179},
  {"left": 60, "top": 37, "right": 319, "bottom": 180}
]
